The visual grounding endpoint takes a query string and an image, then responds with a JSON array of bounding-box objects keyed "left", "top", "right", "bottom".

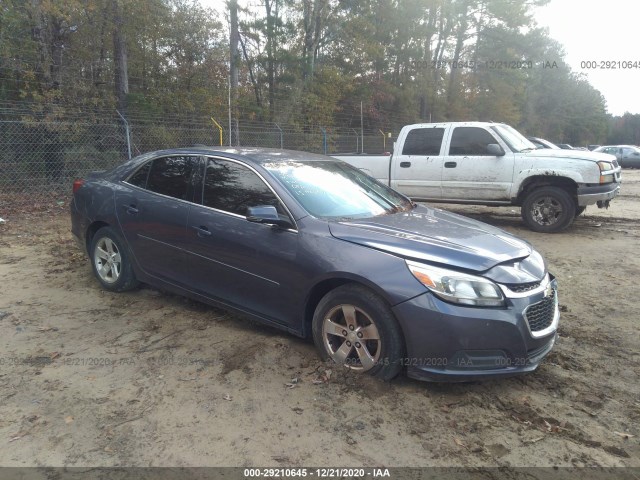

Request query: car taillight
[{"left": 72, "top": 179, "right": 84, "bottom": 194}]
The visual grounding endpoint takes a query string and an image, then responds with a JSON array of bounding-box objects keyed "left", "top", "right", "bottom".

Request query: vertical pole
[
  {"left": 116, "top": 109, "right": 131, "bottom": 160},
  {"left": 275, "top": 123, "right": 283, "bottom": 149},
  {"left": 320, "top": 127, "right": 327, "bottom": 155},
  {"left": 360, "top": 101, "right": 364, "bottom": 153},
  {"left": 352, "top": 128, "right": 359, "bottom": 153},
  {"left": 228, "top": 74, "right": 232, "bottom": 146}
]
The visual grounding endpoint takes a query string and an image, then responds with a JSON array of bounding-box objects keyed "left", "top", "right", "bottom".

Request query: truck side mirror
[{"left": 487, "top": 144, "right": 505, "bottom": 156}]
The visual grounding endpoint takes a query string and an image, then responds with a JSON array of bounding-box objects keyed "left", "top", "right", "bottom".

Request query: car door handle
[
  {"left": 122, "top": 204, "right": 138, "bottom": 214},
  {"left": 444, "top": 162, "right": 457, "bottom": 168},
  {"left": 399, "top": 161, "right": 411, "bottom": 168},
  {"left": 192, "top": 225, "right": 212, "bottom": 237}
]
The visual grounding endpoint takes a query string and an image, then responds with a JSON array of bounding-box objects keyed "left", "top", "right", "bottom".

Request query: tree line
[{"left": 0, "top": 0, "right": 634, "bottom": 146}]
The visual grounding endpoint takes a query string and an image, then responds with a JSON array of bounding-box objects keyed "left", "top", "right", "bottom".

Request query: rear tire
[
  {"left": 312, "top": 284, "right": 404, "bottom": 381},
  {"left": 521, "top": 186, "right": 576, "bottom": 233},
  {"left": 90, "top": 226, "right": 139, "bottom": 292}
]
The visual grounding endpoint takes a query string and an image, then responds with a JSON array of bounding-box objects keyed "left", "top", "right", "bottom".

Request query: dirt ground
[{"left": 0, "top": 171, "right": 639, "bottom": 469}]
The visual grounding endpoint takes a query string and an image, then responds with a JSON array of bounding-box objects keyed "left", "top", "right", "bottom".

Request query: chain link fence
[{"left": 0, "top": 108, "right": 394, "bottom": 208}]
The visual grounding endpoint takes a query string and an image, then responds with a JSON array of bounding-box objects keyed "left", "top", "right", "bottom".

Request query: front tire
[
  {"left": 521, "top": 186, "right": 576, "bottom": 233},
  {"left": 312, "top": 284, "right": 404, "bottom": 381},
  {"left": 90, "top": 226, "right": 139, "bottom": 292}
]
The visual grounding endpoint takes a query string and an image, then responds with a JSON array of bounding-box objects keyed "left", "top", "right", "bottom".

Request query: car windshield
[
  {"left": 264, "top": 160, "right": 414, "bottom": 220},
  {"left": 492, "top": 124, "right": 537, "bottom": 152}
]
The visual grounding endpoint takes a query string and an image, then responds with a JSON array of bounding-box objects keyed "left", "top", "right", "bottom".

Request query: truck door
[
  {"left": 441, "top": 126, "right": 515, "bottom": 201},
  {"left": 390, "top": 126, "right": 445, "bottom": 199}
]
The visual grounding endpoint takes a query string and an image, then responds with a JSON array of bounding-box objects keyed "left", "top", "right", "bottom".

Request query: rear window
[{"left": 401, "top": 128, "right": 444, "bottom": 155}]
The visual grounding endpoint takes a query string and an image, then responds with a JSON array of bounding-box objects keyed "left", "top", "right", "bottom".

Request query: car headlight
[
  {"left": 406, "top": 260, "right": 505, "bottom": 307},
  {"left": 597, "top": 161, "right": 615, "bottom": 184}
]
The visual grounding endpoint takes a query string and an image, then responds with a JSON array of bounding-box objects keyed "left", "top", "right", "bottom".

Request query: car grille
[
  {"left": 524, "top": 290, "right": 556, "bottom": 332},
  {"left": 505, "top": 281, "right": 541, "bottom": 293},
  {"left": 612, "top": 159, "right": 619, "bottom": 168}
]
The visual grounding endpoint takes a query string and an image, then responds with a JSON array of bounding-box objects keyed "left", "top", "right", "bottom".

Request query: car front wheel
[
  {"left": 521, "top": 186, "right": 576, "bottom": 233},
  {"left": 312, "top": 284, "right": 404, "bottom": 380},
  {"left": 90, "top": 226, "right": 139, "bottom": 292}
]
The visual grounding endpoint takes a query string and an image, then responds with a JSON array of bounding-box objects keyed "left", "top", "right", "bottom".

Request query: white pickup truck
[{"left": 333, "top": 122, "right": 622, "bottom": 233}]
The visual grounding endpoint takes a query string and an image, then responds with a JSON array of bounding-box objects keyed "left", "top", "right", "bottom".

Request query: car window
[
  {"left": 622, "top": 148, "right": 635, "bottom": 156},
  {"left": 401, "top": 128, "right": 444, "bottom": 155},
  {"left": 449, "top": 127, "right": 499, "bottom": 156},
  {"left": 264, "top": 160, "right": 413, "bottom": 220},
  {"left": 127, "top": 161, "right": 152, "bottom": 188},
  {"left": 145, "top": 156, "right": 195, "bottom": 200},
  {"left": 202, "top": 158, "right": 287, "bottom": 217}
]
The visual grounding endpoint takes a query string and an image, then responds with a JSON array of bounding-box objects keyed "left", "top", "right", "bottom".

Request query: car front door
[
  {"left": 390, "top": 126, "right": 445, "bottom": 199},
  {"left": 441, "top": 126, "right": 515, "bottom": 201},
  {"left": 182, "top": 156, "right": 300, "bottom": 326},
  {"left": 115, "top": 155, "right": 199, "bottom": 285}
]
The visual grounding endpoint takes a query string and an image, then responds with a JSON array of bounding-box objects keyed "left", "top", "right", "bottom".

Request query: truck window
[
  {"left": 402, "top": 128, "right": 445, "bottom": 155},
  {"left": 449, "top": 127, "right": 498, "bottom": 156}
]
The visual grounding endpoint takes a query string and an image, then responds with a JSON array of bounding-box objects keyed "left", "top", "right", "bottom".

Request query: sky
[
  {"left": 201, "top": 0, "right": 640, "bottom": 116},
  {"left": 534, "top": 0, "right": 640, "bottom": 116}
]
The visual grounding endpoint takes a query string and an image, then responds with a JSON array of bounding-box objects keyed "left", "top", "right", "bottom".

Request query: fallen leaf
[
  {"left": 454, "top": 437, "right": 465, "bottom": 448},
  {"left": 50, "top": 352, "right": 61, "bottom": 360},
  {"left": 613, "top": 431, "right": 635, "bottom": 439},
  {"left": 64, "top": 416, "right": 74, "bottom": 424},
  {"left": 223, "top": 394, "right": 232, "bottom": 401}
]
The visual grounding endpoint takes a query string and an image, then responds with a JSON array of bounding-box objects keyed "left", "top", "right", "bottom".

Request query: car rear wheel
[
  {"left": 312, "top": 284, "right": 404, "bottom": 380},
  {"left": 521, "top": 186, "right": 576, "bottom": 233},
  {"left": 90, "top": 226, "right": 139, "bottom": 292}
]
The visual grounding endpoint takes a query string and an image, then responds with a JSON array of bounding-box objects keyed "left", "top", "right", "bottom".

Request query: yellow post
[{"left": 211, "top": 117, "right": 224, "bottom": 146}]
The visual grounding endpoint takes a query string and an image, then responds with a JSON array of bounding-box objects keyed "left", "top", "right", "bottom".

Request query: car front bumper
[{"left": 392, "top": 279, "right": 559, "bottom": 382}]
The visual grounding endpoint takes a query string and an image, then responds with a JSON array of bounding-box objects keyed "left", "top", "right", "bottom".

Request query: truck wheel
[{"left": 521, "top": 186, "right": 576, "bottom": 233}]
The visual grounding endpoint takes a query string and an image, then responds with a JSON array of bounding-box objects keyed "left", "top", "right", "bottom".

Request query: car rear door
[
  {"left": 389, "top": 126, "right": 445, "bottom": 199},
  {"left": 115, "top": 155, "right": 200, "bottom": 285},
  {"left": 181, "top": 156, "right": 301, "bottom": 326},
  {"left": 440, "top": 126, "right": 515, "bottom": 201}
]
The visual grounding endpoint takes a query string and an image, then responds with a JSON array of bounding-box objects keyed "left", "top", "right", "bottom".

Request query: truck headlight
[
  {"left": 406, "top": 261, "right": 505, "bottom": 307},
  {"left": 598, "top": 161, "right": 615, "bottom": 184}
]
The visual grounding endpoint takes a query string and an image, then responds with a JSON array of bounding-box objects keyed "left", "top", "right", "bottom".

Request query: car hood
[
  {"left": 524, "top": 148, "right": 616, "bottom": 163},
  {"left": 328, "top": 205, "right": 533, "bottom": 273}
]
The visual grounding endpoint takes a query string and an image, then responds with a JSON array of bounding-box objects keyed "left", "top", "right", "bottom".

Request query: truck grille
[
  {"left": 524, "top": 290, "right": 556, "bottom": 333},
  {"left": 612, "top": 159, "right": 619, "bottom": 168}
]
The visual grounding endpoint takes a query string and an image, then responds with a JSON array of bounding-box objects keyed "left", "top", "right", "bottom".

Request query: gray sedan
[
  {"left": 70, "top": 147, "right": 559, "bottom": 382},
  {"left": 594, "top": 145, "right": 640, "bottom": 168}
]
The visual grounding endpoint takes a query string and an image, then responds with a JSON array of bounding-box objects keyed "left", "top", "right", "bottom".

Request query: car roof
[
  {"left": 596, "top": 145, "right": 637, "bottom": 148},
  {"left": 137, "top": 146, "right": 334, "bottom": 165}
]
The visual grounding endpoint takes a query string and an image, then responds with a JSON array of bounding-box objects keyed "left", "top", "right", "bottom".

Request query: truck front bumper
[{"left": 577, "top": 182, "right": 620, "bottom": 207}]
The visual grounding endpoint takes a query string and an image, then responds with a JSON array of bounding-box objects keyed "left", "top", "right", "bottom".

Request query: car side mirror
[
  {"left": 246, "top": 205, "right": 292, "bottom": 228},
  {"left": 486, "top": 143, "right": 505, "bottom": 156}
]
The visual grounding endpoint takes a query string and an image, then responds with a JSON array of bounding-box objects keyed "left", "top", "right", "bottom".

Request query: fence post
[
  {"left": 116, "top": 110, "right": 132, "bottom": 160},
  {"left": 320, "top": 127, "right": 327, "bottom": 155},
  {"left": 275, "top": 123, "right": 283, "bottom": 149},
  {"left": 211, "top": 117, "right": 224, "bottom": 146},
  {"left": 351, "top": 128, "right": 359, "bottom": 153}
]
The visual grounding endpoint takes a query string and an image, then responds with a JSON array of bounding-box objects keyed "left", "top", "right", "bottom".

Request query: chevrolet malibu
[{"left": 70, "top": 147, "right": 559, "bottom": 381}]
